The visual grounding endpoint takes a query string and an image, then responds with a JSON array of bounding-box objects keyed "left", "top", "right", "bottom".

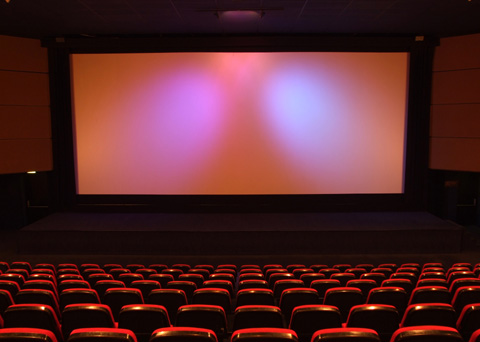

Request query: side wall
[
  {"left": 0, "top": 35, "right": 52, "bottom": 174},
  {"left": 430, "top": 33, "right": 480, "bottom": 171},
  {"left": 0, "top": 35, "right": 52, "bottom": 229}
]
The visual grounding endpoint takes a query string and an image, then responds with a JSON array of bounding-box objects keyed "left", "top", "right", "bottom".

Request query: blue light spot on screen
[{"left": 261, "top": 66, "right": 334, "bottom": 150}]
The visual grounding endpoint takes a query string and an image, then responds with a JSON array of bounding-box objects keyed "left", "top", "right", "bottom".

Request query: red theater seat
[
  {"left": 273, "top": 280, "right": 305, "bottom": 299},
  {"left": 67, "top": 328, "right": 137, "bottom": 342},
  {"left": 456, "top": 303, "right": 480, "bottom": 342},
  {"left": 175, "top": 304, "right": 227, "bottom": 340},
  {"left": 323, "top": 287, "right": 364, "bottom": 322},
  {"left": 390, "top": 326, "right": 462, "bottom": 342},
  {"left": 0, "top": 328, "right": 58, "bottom": 342},
  {"left": 130, "top": 280, "right": 161, "bottom": 299},
  {"left": 238, "top": 280, "right": 269, "bottom": 291},
  {"left": 150, "top": 327, "right": 217, "bottom": 342},
  {"left": 192, "top": 288, "right": 231, "bottom": 313},
  {"left": 3, "top": 304, "right": 63, "bottom": 342},
  {"left": 62, "top": 304, "right": 117, "bottom": 340},
  {"left": 59, "top": 288, "right": 101, "bottom": 311},
  {"left": 345, "top": 304, "right": 399, "bottom": 342},
  {"left": 367, "top": 287, "right": 408, "bottom": 315},
  {"left": 311, "top": 327, "right": 380, "bottom": 342},
  {"left": 279, "top": 288, "right": 320, "bottom": 320},
  {"left": 58, "top": 280, "right": 91, "bottom": 294},
  {"left": 103, "top": 288, "right": 144, "bottom": 321},
  {"left": 231, "top": 328, "right": 298, "bottom": 342},
  {"left": 408, "top": 286, "right": 451, "bottom": 305},
  {"left": 232, "top": 305, "right": 284, "bottom": 331},
  {"left": 166, "top": 281, "right": 197, "bottom": 302},
  {"left": 118, "top": 304, "right": 171, "bottom": 342},
  {"left": 147, "top": 289, "right": 187, "bottom": 322},
  {"left": 15, "top": 289, "right": 61, "bottom": 318},
  {"left": 118, "top": 273, "right": 144, "bottom": 287},
  {"left": 0, "top": 289, "right": 14, "bottom": 315},
  {"left": 451, "top": 286, "right": 480, "bottom": 315},
  {"left": 288, "top": 305, "right": 342, "bottom": 342},
  {"left": 236, "top": 288, "right": 275, "bottom": 307},
  {"left": 400, "top": 303, "right": 456, "bottom": 328}
]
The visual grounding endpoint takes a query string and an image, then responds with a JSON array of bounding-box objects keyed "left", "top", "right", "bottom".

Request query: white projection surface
[{"left": 71, "top": 52, "right": 409, "bottom": 195}]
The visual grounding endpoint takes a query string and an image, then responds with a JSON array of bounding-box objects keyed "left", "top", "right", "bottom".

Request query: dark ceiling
[{"left": 1, "top": 0, "right": 480, "bottom": 40}]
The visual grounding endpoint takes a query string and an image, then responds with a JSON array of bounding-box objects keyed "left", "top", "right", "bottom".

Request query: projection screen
[{"left": 70, "top": 52, "right": 409, "bottom": 195}]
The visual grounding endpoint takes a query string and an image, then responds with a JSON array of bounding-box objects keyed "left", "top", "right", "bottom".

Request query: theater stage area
[{"left": 15, "top": 211, "right": 464, "bottom": 256}]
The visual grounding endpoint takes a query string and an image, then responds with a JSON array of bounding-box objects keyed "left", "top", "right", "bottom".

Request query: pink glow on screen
[{"left": 71, "top": 52, "right": 409, "bottom": 195}]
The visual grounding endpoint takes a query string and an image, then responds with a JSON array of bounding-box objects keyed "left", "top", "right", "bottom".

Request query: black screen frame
[{"left": 45, "top": 35, "right": 435, "bottom": 213}]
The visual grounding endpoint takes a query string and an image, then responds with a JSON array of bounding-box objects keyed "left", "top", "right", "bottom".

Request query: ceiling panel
[{"left": 0, "top": 0, "right": 479, "bottom": 39}]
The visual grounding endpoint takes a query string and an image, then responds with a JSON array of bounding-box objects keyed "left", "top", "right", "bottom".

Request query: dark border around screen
[{"left": 45, "top": 35, "right": 436, "bottom": 213}]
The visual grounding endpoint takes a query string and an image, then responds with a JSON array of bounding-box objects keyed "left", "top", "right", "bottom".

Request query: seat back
[
  {"left": 273, "top": 280, "right": 305, "bottom": 299},
  {"left": 94, "top": 280, "right": 125, "bottom": 300},
  {"left": 0, "top": 328, "right": 58, "bottom": 342},
  {"left": 203, "top": 280, "right": 234, "bottom": 297},
  {"left": 0, "top": 289, "right": 14, "bottom": 315},
  {"left": 67, "top": 328, "right": 137, "bottom": 342},
  {"left": 3, "top": 304, "right": 63, "bottom": 342},
  {"left": 15, "top": 289, "right": 61, "bottom": 318},
  {"left": 150, "top": 327, "right": 217, "bottom": 342},
  {"left": 311, "top": 328, "right": 380, "bottom": 342},
  {"left": 400, "top": 303, "right": 456, "bottom": 328},
  {"left": 288, "top": 305, "right": 342, "bottom": 342},
  {"left": 381, "top": 279, "right": 413, "bottom": 296},
  {"left": 103, "top": 288, "right": 144, "bottom": 321},
  {"left": 449, "top": 278, "right": 480, "bottom": 297},
  {"left": 330, "top": 273, "right": 356, "bottom": 287},
  {"left": 59, "top": 288, "right": 101, "bottom": 311},
  {"left": 408, "top": 286, "right": 451, "bottom": 305},
  {"left": 118, "top": 304, "right": 171, "bottom": 342},
  {"left": 456, "top": 303, "right": 480, "bottom": 342},
  {"left": 178, "top": 274, "right": 204, "bottom": 288},
  {"left": 0, "top": 280, "right": 20, "bottom": 297},
  {"left": 233, "top": 305, "right": 284, "bottom": 331},
  {"left": 238, "top": 280, "right": 269, "bottom": 291},
  {"left": 367, "top": 287, "right": 408, "bottom": 315},
  {"left": 310, "top": 280, "right": 341, "bottom": 301},
  {"left": 231, "top": 328, "right": 298, "bottom": 342},
  {"left": 345, "top": 304, "right": 399, "bottom": 342},
  {"left": 390, "top": 326, "right": 463, "bottom": 342},
  {"left": 192, "top": 288, "right": 231, "bottom": 313},
  {"left": 236, "top": 289, "right": 275, "bottom": 308},
  {"left": 451, "top": 286, "right": 480, "bottom": 315},
  {"left": 175, "top": 304, "right": 227, "bottom": 340},
  {"left": 346, "top": 280, "right": 377, "bottom": 301},
  {"left": 323, "top": 287, "right": 364, "bottom": 322},
  {"left": 58, "top": 280, "right": 90, "bottom": 294},
  {"left": 166, "top": 281, "right": 197, "bottom": 302},
  {"left": 298, "top": 273, "right": 325, "bottom": 287},
  {"left": 147, "top": 289, "right": 187, "bottom": 323},
  {"left": 148, "top": 274, "right": 174, "bottom": 288},
  {"left": 279, "top": 288, "right": 319, "bottom": 321},
  {"left": 118, "top": 274, "right": 144, "bottom": 287},
  {"left": 62, "top": 304, "right": 116, "bottom": 340},
  {"left": 130, "top": 280, "right": 161, "bottom": 299}
]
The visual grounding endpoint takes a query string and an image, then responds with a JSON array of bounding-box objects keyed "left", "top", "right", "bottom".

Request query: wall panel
[
  {"left": 433, "top": 34, "right": 480, "bottom": 71},
  {"left": 0, "top": 70, "right": 50, "bottom": 106},
  {"left": 0, "top": 35, "right": 52, "bottom": 174},
  {"left": 430, "top": 34, "right": 480, "bottom": 172},
  {"left": 430, "top": 138, "right": 480, "bottom": 172},
  {"left": 0, "top": 35, "right": 48, "bottom": 72},
  {"left": 0, "top": 139, "right": 53, "bottom": 174},
  {"left": 430, "top": 104, "right": 480, "bottom": 138},
  {"left": 0, "top": 106, "right": 51, "bottom": 139},
  {"left": 431, "top": 69, "right": 480, "bottom": 105}
]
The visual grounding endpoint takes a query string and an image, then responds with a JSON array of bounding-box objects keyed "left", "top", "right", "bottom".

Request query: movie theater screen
[{"left": 70, "top": 52, "right": 409, "bottom": 195}]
